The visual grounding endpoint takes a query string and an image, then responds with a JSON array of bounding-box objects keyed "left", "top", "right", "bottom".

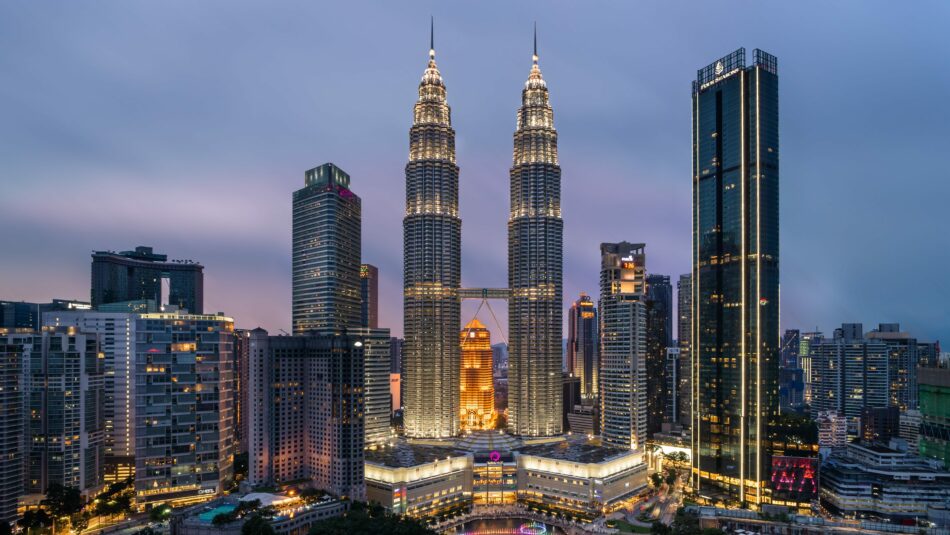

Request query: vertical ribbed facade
[
  {"left": 292, "top": 163, "right": 361, "bottom": 334},
  {"left": 691, "top": 48, "right": 779, "bottom": 506},
  {"left": 403, "top": 46, "right": 461, "bottom": 438},
  {"left": 508, "top": 52, "right": 563, "bottom": 437},
  {"left": 567, "top": 294, "right": 599, "bottom": 400}
]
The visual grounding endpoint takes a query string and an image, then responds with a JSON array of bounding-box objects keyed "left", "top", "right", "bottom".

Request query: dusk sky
[{"left": 1, "top": 2, "right": 948, "bottom": 344}]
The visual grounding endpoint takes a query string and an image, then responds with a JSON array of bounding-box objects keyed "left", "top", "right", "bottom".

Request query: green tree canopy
[
  {"left": 42, "top": 484, "right": 83, "bottom": 518},
  {"left": 241, "top": 514, "right": 275, "bottom": 535}
]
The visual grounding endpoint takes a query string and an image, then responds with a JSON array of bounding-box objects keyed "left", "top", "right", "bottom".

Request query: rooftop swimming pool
[{"left": 197, "top": 504, "right": 236, "bottom": 523}]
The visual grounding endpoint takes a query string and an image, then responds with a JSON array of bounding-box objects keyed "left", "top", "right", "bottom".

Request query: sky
[{"left": 1, "top": 1, "right": 948, "bottom": 344}]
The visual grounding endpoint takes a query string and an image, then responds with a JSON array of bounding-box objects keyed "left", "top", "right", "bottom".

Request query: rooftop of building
[
  {"left": 518, "top": 435, "right": 631, "bottom": 464},
  {"left": 364, "top": 440, "right": 467, "bottom": 468}
]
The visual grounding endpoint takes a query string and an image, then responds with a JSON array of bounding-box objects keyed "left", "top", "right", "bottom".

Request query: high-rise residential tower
[
  {"left": 91, "top": 246, "right": 203, "bottom": 313},
  {"left": 402, "top": 26, "right": 462, "bottom": 439},
  {"left": 460, "top": 319, "right": 494, "bottom": 430},
  {"left": 43, "top": 311, "right": 137, "bottom": 481},
  {"left": 360, "top": 264, "right": 379, "bottom": 329},
  {"left": 134, "top": 312, "right": 235, "bottom": 509},
  {"left": 567, "top": 294, "right": 598, "bottom": 400},
  {"left": 292, "top": 163, "right": 361, "bottom": 333},
  {"left": 0, "top": 336, "right": 23, "bottom": 528},
  {"left": 691, "top": 48, "right": 780, "bottom": 506},
  {"left": 508, "top": 32, "right": 563, "bottom": 437},
  {"left": 599, "top": 242, "right": 647, "bottom": 450}
]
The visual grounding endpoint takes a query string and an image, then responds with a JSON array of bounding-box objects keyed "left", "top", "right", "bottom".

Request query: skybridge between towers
[{"left": 457, "top": 288, "right": 511, "bottom": 301}]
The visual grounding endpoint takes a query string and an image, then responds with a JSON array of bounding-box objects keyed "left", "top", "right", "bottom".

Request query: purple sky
[{"left": 1, "top": 2, "right": 948, "bottom": 344}]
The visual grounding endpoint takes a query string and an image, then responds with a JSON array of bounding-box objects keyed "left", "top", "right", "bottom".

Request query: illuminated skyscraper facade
[
  {"left": 460, "top": 319, "right": 494, "bottom": 430},
  {"left": 599, "top": 242, "right": 647, "bottom": 450},
  {"left": 360, "top": 264, "right": 379, "bottom": 329},
  {"left": 508, "top": 40, "right": 563, "bottom": 437},
  {"left": 676, "top": 274, "right": 692, "bottom": 427},
  {"left": 568, "top": 294, "right": 598, "bottom": 400},
  {"left": 691, "top": 48, "right": 780, "bottom": 506},
  {"left": 292, "top": 163, "right": 361, "bottom": 333},
  {"left": 402, "top": 35, "right": 461, "bottom": 438}
]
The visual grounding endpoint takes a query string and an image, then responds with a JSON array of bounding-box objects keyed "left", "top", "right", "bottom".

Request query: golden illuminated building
[{"left": 460, "top": 319, "right": 495, "bottom": 430}]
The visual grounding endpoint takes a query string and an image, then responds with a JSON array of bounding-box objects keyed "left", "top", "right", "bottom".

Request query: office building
[
  {"left": 402, "top": 33, "right": 462, "bottom": 439},
  {"left": 799, "top": 331, "right": 822, "bottom": 404},
  {"left": 9, "top": 328, "right": 105, "bottom": 496},
  {"left": 645, "top": 274, "right": 672, "bottom": 436},
  {"left": 507, "top": 36, "right": 563, "bottom": 438},
  {"left": 292, "top": 163, "right": 361, "bottom": 333},
  {"left": 134, "top": 312, "right": 235, "bottom": 509},
  {"left": 358, "top": 328, "right": 392, "bottom": 446},
  {"left": 599, "top": 242, "right": 647, "bottom": 451},
  {"left": 91, "top": 246, "right": 203, "bottom": 313},
  {"left": 899, "top": 410, "right": 921, "bottom": 454},
  {"left": 779, "top": 331, "right": 804, "bottom": 413},
  {"left": 866, "top": 323, "right": 922, "bottom": 411},
  {"left": 820, "top": 442, "right": 950, "bottom": 524},
  {"left": 810, "top": 325, "right": 890, "bottom": 432},
  {"left": 43, "top": 310, "right": 137, "bottom": 481},
  {"left": 861, "top": 405, "right": 900, "bottom": 443},
  {"left": 247, "top": 329, "right": 366, "bottom": 500},
  {"left": 919, "top": 366, "right": 950, "bottom": 468},
  {"left": 562, "top": 373, "right": 582, "bottom": 432},
  {"left": 816, "top": 411, "right": 848, "bottom": 450},
  {"left": 676, "top": 274, "right": 691, "bottom": 427},
  {"left": 665, "top": 347, "right": 682, "bottom": 425},
  {"left": 691, "top": 48, "right": 780, "bottom": 506},
  {"left": 1, "top": 299, "right": 92, "bottom": 331},
  {"left": 460, "top": 319, "right": 494, "bottom": 430},
  {"left": 567, "top": 294, "right": 598, "bottom": 400},
  {"left": 360, "top": 264, "right": 379, "bottom": 329},
  {"left": 0, "top": 336, "right": 23, "bottom": 527}
]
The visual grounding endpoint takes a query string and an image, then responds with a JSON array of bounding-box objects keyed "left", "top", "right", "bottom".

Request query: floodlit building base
[{"left": 364, "top": 432, "right": 647, "bottom": 519}]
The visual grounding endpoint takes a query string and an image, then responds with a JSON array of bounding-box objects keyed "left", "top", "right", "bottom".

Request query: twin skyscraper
[{"left": 403, "top": 24, "right": 564, "bottom": 438}]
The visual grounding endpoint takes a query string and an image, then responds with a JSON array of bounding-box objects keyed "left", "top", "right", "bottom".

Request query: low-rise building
[
  {"left": 171, "top": 493, "right": 345, "bottom": 535},
  {"left": 820, "top": 442, "right": 950, "bottom": 525},
  {"left": 365, "top": 433, "right": 646, "bottom": 519}
]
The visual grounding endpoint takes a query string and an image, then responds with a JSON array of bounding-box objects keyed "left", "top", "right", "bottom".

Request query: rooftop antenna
[
  {"left": 533, "top": 21, "right": 538, "bottom": 64},
  {"left": 429, "top": 16, "right": 435, "bottom": 59}
]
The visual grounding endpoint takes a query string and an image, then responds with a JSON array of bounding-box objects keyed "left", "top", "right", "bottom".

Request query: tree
[
  {"left": 19, "top": 510, "right": 52, "bottom": 534},
  {"left": 307, "top": 501, "right": 436, "bottom": 535},
  {"left": 241, "top": 515, "right": 275, "bottom": 535},
  {"left": 651, "top": 521, "right": 672, "bottom": 535},
  {"left": 149, "top": 504, "right": 172, "bottom": 522},
  {"left": 671, "top": 509, "right": 701, "bottom": 535},
  {"left": 650, "top": 472, "right": 665, "bottom": 489},
  {"left": 42, "top": 484, "right": 83, "bottom": 518}
]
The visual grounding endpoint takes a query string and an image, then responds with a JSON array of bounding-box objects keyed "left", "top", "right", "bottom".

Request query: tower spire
[
  {"left": 533, "top": 22, "right": 538, "bottom": 64},
  {"left": 429, "top": 16, "right": 435, "bottom": 59}
]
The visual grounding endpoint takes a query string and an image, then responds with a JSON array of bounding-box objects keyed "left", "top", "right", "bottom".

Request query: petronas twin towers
[{"left": 403, "top": 26, "right": 563, "bottom": 438}]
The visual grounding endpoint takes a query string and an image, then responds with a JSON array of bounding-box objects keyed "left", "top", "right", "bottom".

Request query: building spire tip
[
  {"left": 429, "top": 16, "right": 435, "bottom": 59},
  {"left": 532, "top": 22, "right": 538, "bottom": 64}
]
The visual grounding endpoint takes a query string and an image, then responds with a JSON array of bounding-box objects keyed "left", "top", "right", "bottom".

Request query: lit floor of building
[{"left": 365, "top": 431, "right": 647, "bottom": 520}]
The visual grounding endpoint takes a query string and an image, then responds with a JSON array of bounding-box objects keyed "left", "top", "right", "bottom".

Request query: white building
[{"left": 44, "top": 310, "right": 137, "bottom": 481}]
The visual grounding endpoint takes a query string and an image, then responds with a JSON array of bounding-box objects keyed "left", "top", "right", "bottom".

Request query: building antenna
[
  {"left": 533, "top": 21, "right": 538, "bottom": 63},
  {"left": 429, "top": 16, "right": 435, "bottom": 59}
]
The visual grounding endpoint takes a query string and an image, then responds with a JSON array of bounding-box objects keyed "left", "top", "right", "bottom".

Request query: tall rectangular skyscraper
[
  {"left": 292, "top": 163, "right": 361, "bottom": 333},
  {"left": 645, "top": 274, "right": 673, "bottom": 435},
  {"left": 0, "top": 337, "right": 23, "bottom": 528},
  {"left": 567, "top": 294, "right": 598, "bottom": 400},
  {"left": 599, "top": 242, "right": 647, "bottom": 451},
  {"left": 676, "top": 274, "right": 692, "bottom": 427},
  {"left": 691, "top": 48, "right": 780, "bottom": 506}
]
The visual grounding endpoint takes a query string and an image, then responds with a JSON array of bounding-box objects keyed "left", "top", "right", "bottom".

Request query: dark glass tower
[
  {"left": 567, "top": 294, "right": 598, "bottom": 400},
  {"left": 646, "top": 274, "right": 673, "bottom": 435},
  {"left": 292, "top": 163, "right": 361, "bottom": 333},
  {"left": 402, "top": 29, "right": 461, "bottom": 438},
  {"left": 691, "top": 48, "right": 780, "bottom": 507},
  {"left": 508, "top": 35, "right": 563, "bottom": 437},
  {"left": 360, "top": 264, "right": 379, "bottom": 328},
  {"left": 91, "top": 246, "right": 203, "bottom": 313}
]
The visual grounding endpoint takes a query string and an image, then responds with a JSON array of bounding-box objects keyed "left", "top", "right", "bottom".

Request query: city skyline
[{"left": 2, "top": 2, "right": 949, "bottom": 344}]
